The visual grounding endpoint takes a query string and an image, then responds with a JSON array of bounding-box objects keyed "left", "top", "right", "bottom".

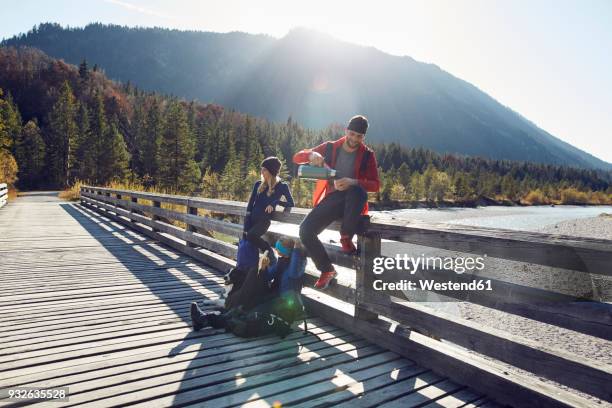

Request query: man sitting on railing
[{"left": 292, "top": 115, "right": 380, "bottom": 289}]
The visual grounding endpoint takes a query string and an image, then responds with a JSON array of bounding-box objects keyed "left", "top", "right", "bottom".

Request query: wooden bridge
[{"left": 0, "top": 187, "right": 610, "bottom": 407}]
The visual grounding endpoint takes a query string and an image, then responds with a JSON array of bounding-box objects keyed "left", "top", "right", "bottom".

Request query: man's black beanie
[
  {"left": 261, "top": 156, "right": 282, "bottom": 177},
  {"left": 347, "top": 115, "right": 368, "bottom": 135}
]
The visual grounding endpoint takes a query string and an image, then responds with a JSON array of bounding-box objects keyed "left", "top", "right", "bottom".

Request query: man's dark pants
[{"left": 299, "top": 185, "right": 368, "bottom": 273}]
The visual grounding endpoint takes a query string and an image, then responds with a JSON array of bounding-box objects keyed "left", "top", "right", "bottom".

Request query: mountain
[{"left": 4, "top": 23, "right": 610, "bottom": 170}]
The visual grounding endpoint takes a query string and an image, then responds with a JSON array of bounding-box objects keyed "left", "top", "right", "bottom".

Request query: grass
[
  {"left": 64, "top": 181, "right": 243, "bottom": 233},
  {"left": 7, "top": 186, "right": 18, "bottom": 200},
  {"left": 58, "top": 181, "right": 84, "bottom": 201}
]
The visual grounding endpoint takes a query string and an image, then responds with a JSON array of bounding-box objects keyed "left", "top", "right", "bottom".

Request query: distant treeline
[{"left": 1, "top": 46, "right": 610, "bottom": 206}]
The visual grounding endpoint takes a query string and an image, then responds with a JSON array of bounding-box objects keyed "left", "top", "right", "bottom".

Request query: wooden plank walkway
[{"left": 0, "top": 192, "right": 496, "bottom": 407}]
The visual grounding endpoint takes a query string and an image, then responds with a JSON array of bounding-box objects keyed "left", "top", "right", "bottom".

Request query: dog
[{"left": 200, "top": 266, "right": 248, "bottom": 309}]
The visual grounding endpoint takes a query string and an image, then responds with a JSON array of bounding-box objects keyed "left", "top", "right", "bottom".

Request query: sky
[{"left": 2, "top": 0, "right": 611, "bottom": 163}]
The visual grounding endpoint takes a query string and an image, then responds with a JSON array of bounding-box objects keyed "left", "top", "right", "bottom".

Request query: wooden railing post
[
  {"left": 355, "top": 231, "right": 380, "bottom": 321},
  {"left": 186, "top": 204, "right": 198, "bottom": 248},
  {"left": 105, "top": 191, "right": 111, "bottom": 212},
  {"left": 130, "top": 196, "right": 138, "bottom": 223},
  {"left": 152, "top": 201, "right": 161, "bottom": 232}
]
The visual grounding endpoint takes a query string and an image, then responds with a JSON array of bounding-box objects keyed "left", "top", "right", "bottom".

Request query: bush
[
  {"left": 560, "top": 188, "right": 589, "bottom": 204},
  {"left": 0, "top": 150, "right": 18, "bottom": 185},
  {"left": 522, "top": 189, "right": 549, "bottom": 205},
  {"left": 58, "top": 180, "right": 84, "bottom": 201}
]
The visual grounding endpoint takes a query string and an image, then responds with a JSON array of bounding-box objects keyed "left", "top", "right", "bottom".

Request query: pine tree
[
  {"left": 219, "top": 134, "right": 243, "bottom": 199},
  {"left": 78, "top": 59, "right": 89, "bottom": 80},
  {"left": 46, "top": 81, "right": 78, "bottom": 187},
  {"left": 157, "top": 101, "right": 200, "bottom": 192},
  {"left": 15, "top": 120, "right": 46, "bottom": 188},
  {"left": 105, "top": 120, "right": 130, "bottom": 182},
  {"left": 73, "top": 102, "right": 91, "bottom": 181},
  {"left": 130, "top": 99, "right": 147, "bottom": 177},
  {"left": 243, "top": 115, "right": 264, "bottom": 176},
  {"left": 88, "top": 91, "right": 108, "bottom": 184},
  {"left": 501, "top": 174, "right": 519, "bottom": 201},
  {"left": 143, "top": 100, "right": 163, "bottom": 181},
  {"left": 398, "top": 162, "right": 411, "bottom": 187},
  {"left": 453, "top": 171, "right": 471, "bottom": 201}
]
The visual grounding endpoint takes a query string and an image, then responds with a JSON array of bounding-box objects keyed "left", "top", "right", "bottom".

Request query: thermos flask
[{"left": 297, "top": 165, "right": 337, "bottom": 180}]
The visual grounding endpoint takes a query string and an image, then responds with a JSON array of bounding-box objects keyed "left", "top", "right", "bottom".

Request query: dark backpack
[
  {"left": 224, "top": 249, "right": 312, "bottom": 339},
  {"left": 224, "top": 301, "right": 293, "bottom": 339}
]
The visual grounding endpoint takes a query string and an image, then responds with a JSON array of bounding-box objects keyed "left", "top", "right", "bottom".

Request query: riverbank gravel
[{"left": 454, "top": 214, "right": 611, "bottom": 406}]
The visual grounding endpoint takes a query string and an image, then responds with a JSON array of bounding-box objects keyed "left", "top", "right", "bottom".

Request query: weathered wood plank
[
  {"left": 237, "top": 361, "right": 418, "bottom": 408},
  {"left": 84, "top": 186, "right": 612, "bottom": 276},
  {"left": 378, "top": 265, "right": 612, "bottom": 339},
  {"left": 420, "top": 388, "right": 485, "bottom": 408},
  {"left": 83, "top": 192, "right": 358, "bottom": 269},
  {"left": 370, "top": 219, "right": 612, "bottom": 275},
  {"left": 33, "top": 333, "right": 370, "bottom": 407},
  {"left": 0, "top": 321, "right": 336, "bottom": 388},
  {"left": 109, "top": 348, "right": 395, "bottom": 408},
  {"left": 360, "top": 293, "right": 612, "bottom": 402},
  {"left": 83, "top": 196, "right": 357, "bottom": 303},
  {"left": 303, "top": 291, "right": 593, "bottom": 408},
  {"left": 377, "top": 379, "right": 465, "bottom": 407},
  {"left": 292, "top": 365, "right": 431, "bottom": 408}
]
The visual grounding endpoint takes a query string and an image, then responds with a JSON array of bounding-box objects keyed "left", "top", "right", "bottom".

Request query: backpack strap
[{"left": 324, "top": 142, "right": 334, "bottom": 167}]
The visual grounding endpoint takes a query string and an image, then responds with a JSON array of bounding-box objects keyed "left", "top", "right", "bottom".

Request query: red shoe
[
  {"left": 340, "top": 234, "right": 357, "bottom": 254},
  {"left": 315, "top": 270, "right": 338, "bottom": 290}
]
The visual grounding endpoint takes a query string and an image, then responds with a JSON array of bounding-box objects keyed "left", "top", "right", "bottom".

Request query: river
[{"left": 374, "top": 205, "right": 612, "bottom": 231}]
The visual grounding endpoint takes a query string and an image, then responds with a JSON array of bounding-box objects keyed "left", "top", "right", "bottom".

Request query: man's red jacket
[{"left": 292, "top": 136, "right": 380, "bottom": 214}]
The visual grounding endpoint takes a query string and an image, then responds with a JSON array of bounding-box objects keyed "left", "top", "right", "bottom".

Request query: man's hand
[
  {"left": 265, "top": 205, "right": 274, "bottom": 214},
  {"left": 309, "top": 151, "right": 325, "bottom": 167},
  {"left": 334, "top": 178, "right": 357, "bottom": 191}
]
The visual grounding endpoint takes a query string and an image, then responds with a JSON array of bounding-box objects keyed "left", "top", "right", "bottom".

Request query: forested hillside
[
  {"left": 0, "top": 46, "right": 610, "bottom": 206},
  {"left": 4, "top": 23, "right": 610, "bottom": 170}
]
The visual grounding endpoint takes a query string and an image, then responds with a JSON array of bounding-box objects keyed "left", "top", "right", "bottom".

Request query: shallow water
[{"left": 375, "top": 205, "right": 612, "bottom": 231}]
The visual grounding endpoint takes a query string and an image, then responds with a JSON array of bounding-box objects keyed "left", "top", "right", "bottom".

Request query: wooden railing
[
  {"left": 0, "top": 183, "right": 8, "bottom": 209},
  {"left": 80, "top": 186, "right": 612, "bottom": 406}
]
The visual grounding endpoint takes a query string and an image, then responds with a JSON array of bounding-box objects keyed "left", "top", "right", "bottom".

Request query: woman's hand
[
  {"left": 265, "top": 205, "right": 274, "bottom": 213},
  {"left": 260, "top": 253, "right": 270, "bottom": 269}
]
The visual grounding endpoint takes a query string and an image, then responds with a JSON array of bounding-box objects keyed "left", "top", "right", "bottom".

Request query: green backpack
[{"left": 225, "top": 293, "right": 307, "bottom": 339}]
